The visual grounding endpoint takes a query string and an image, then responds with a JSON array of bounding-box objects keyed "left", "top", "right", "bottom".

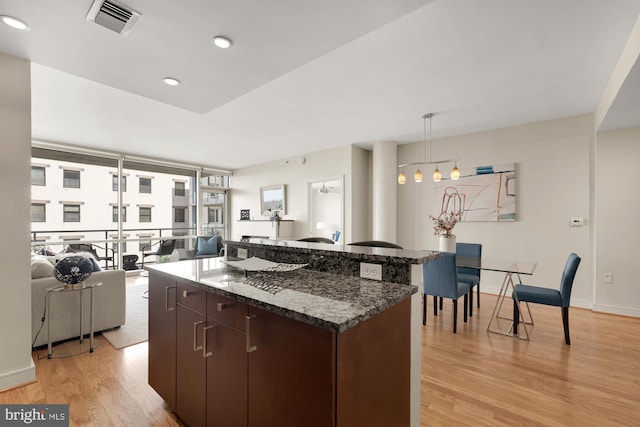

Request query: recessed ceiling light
[
  {"left": 162, "top": 77, "right": 181, "bottom": 86},
  {"left": 212, "top": 36, "right": 232, "bottom": 49},
  {"left": 1, "top": 15, "right": 30, "bottom": 31}
]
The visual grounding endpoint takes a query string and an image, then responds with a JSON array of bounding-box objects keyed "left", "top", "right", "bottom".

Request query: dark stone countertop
[
  {"left": 225, "top": 239, "right": 441, "bottom": 285},
  {"left": 229, "top": 238, "right": 438, "bottom": 264},
  {"left": 146, "top": 257, "right": 417, "bottom": 333}
]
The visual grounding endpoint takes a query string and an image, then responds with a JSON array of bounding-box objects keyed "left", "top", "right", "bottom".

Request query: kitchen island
[{"left": 147, "top": 241, "right": 439, "bottom": 427}]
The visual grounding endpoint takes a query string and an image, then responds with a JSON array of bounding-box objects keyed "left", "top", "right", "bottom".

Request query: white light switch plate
[{"left": 237, "top": 248, "right": 248, "bottom": 259}]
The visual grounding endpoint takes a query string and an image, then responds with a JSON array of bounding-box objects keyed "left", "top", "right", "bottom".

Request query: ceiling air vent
[{"left": 85, "top": 0, "right": 141, "bottom": 36}]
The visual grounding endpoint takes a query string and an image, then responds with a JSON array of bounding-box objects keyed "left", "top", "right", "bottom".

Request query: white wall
[
  {"left": 350, "top": 145, "right": 371, "bottom": 242},
  {"left": 230, "top": 113, "right": 639, "bottom": 318},
  {"left": 230, "top": 145, "right": 358, "bottom": 242},
  {"left": 594, "top": 127, "right": 640, "bottom": 316},
  {"left": 398, "top": 115, "right": 593, "bottom": 307},
  {"left": 0, "top": 53, "right": 35, "bottom": 389}
]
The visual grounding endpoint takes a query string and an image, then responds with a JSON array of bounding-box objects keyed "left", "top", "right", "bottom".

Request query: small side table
[{"left": 45, "top": 282, "right": 102, "bottom": 359}]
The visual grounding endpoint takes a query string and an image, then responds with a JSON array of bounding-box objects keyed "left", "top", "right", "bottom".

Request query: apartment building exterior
[{"left": 30, "top": 150, "right": 227, "bottom": 265}]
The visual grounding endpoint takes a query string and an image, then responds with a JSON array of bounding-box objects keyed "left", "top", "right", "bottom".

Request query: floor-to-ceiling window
[
  {"left": 30, "top": 144, "right": 230, "bottom": 268},
  {"left": 200, "top": 171, "right": 229, "bottom": 237}
]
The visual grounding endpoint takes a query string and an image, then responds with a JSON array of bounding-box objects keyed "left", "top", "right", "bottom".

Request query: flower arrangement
[{"left": 429, "top": 211, "right": 461, "bottom": 237}]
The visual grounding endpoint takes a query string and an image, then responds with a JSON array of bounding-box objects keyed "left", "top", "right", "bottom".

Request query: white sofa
[{"left": 31, "top": 268, "right": 126, "bottom": 348}]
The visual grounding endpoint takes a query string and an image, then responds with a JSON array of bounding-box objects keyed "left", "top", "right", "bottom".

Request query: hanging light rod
[
  {"left": 397, "top": 159, "right": 460, "bottom": 168},
  {"left": 397, "top": 112, "right": 461, "bottom": 183}
]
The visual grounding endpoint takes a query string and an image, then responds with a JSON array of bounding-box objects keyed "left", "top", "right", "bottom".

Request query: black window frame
[
  {"left": 139, "top": 206, "right": 152, "bottom": 223},
  {"left": 112, "top": 206, "right": 127, "bottom": 223},
  {"left": 174, "top": 207, "right": 186, "bottom": 223},
  {"left": 139, "top": 177, "right": 152, "bottom": 194},
  {"left": 31, "top": 166, "right": 46, "bottom": 186},
  {"left": 31, "top": 203, "right": 46, "bottom": 222},
  {"left": 63, "top": 204, "right": 81, "bottom": 222},
  {"left": 112, "top": 175, "right": 127, "bottom": 192},
  {"left": 63, "top": 169, "right": 81, "bottom": 188},
  {"left": 174, "top": 181, "right": 186, "bottom": 196},
  {"left": 139, "top": 239, "right": 151, "bottom": 252}
]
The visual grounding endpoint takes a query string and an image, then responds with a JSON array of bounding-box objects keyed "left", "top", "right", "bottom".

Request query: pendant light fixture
[
  {"left": 398, "top": 168, "right": 407, "bottom": 184},
  {"left": 433, "top": 164, "right": 442, "bottom": 182},
  {"left": 451, "top": 161, "right": 460, "bottom": 180},
  {"left": 397, "top": 113, "right": 460, "bottom": 184}
]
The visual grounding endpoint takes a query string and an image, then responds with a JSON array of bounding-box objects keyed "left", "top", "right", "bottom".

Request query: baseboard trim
[
  {"left": 0, "top": 358, "right": 36, "bottom": 392},
  {"left": 592, "top": 303, "right": 640, "bottom": 318}
]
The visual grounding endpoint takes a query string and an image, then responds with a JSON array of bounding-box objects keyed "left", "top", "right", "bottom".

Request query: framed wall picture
[
  {"left": 434, "top": 163, "right": 516, "bottom": 222},
  {"left": 260, "top": 184, "right": 286, "bottom": 216},
  {"left": 240, "top": 209, "right": 250, "bottom": 220}
]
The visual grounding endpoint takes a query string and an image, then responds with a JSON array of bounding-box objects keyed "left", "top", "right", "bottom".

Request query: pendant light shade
[
  {"left": 414, "top": 169, "right": 423, "bottom": 182},
  {"left": 433, "top": 166, "right": 442, "bottom": 182},
  {"left": 451, "top": 162, "right": 460, "bottom": 180},
  {"left": 398, "top": 170, "right": 407, "bottom": 184}
]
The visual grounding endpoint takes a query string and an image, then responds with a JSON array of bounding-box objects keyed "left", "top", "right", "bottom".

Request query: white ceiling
[{"left": 1, "top": 0, "right": 639, "bottom": 170}]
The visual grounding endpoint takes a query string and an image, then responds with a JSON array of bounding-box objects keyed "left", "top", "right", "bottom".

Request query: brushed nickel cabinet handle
[
  {"left": 203, "top": 325, "right": 216, "bottom": 358},
  {"left": 193, "top": 320, "right": 204, "bottom": 351},
  {"left": 246, "top": 315, "right": 257, "bottom": 353},
  {"left": 183, "top": 289, "right": 199, "bottom": 298},
  {"left": 165, "top": 286, "right": 175, "bottom": 312}
]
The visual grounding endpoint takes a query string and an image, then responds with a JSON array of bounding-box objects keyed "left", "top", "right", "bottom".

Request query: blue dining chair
[
  {"left": 456, "top": 242, "right": 482, "bottom": 317},
  {"left": 423, "top": 252, "right": 471, "bottom": 333},
  {"left": 513, "top": 253, "right": 581, "bottom": 345}
]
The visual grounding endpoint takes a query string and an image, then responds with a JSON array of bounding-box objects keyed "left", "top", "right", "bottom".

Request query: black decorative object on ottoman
[{"left": 54, "top": 255, "right": 94, "bottom": 287}]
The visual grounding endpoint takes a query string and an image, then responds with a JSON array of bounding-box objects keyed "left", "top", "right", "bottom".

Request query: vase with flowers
[{"left": 429, "top": 211, "right": 461, "bottom": 252}]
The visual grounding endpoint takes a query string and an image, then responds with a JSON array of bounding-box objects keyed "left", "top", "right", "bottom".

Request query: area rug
[{"left": 102, "top": 284, "right": 148, "bottom": 349}]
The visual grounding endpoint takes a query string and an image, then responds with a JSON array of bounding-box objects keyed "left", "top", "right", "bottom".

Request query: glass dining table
[{"left": 456, "top": 256, "right": 537, "bottom": 340}]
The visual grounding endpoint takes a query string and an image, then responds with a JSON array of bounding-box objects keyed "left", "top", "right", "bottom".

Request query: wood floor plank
[
  {"left": 1, "top": 291, "right": 639, "bottom": 426},
  {"left": 421, "top": 294, "right": 640, "bottom": 426}
]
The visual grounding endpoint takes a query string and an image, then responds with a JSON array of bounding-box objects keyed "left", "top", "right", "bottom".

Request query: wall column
[
  {"left": 372, "top": 141, "right": 397, "bottom": 243},
  {"left": 0, "top": 53, "right": 35, "bottom": 389}
]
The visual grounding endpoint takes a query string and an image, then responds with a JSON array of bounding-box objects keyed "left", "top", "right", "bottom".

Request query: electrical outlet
[
  {"left": 360, "top": 262, "right": 382, "bottom": 281},
  {"left": 237, "top": 248, "right": 248, "bottom": 259},
  {"left": 604, "top": 273, "right": 613, "bottom": 284}
]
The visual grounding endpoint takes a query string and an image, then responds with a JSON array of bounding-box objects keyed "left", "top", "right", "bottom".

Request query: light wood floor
[{"left": 1, "top": 292, "right": 639, "bottom": 426}]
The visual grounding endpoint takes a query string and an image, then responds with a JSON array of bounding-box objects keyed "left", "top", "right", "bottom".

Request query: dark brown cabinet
[
  {"left": 148, "top": 272, "right": 177, "bottom": 410},
  {"left": 247, "top": 306, "right": 334, "bottom": 427},
  {"left": 174, "top": 284, "right": 248, "bottom": 427},
  {"left": 176, "top": 303, "right": 207, "bottom": 427},
  {"left": 206, "top": 294, "right": 247, "bottom": 427},
  {"left": 149, "top": 275, "right": 410, "bottom": 427}
]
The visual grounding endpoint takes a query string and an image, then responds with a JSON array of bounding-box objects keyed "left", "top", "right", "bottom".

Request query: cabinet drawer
[
  {"left": 207, "top": 293, "right": 247, "bottom": 331},
  {"left": 177, "top": 281, "right": 206, "bottom": 314}
]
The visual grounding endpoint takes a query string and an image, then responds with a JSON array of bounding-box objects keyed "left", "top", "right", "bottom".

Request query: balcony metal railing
[{"left": 30, "top": 225, "right": 225, "bottom": 269}]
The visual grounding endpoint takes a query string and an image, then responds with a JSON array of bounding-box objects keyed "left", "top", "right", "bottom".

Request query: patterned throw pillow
[{"left": 54, "top": 256, "right": 94, "bottom": 284}]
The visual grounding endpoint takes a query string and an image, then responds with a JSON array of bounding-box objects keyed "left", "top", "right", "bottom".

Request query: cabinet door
[
  {"left": 148, "top": 272, "right": 177, "bottom": 410},
  {"left": 177, "top": 304, "right": 207, "bottom": 427},
  {"left": 206, "top": 321, "right": 247, "bottom": 427},
  {"left": 247, "top": 307, "right": 335, "bottom": 427}
]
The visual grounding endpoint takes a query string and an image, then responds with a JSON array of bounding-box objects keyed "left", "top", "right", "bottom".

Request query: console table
[{"left": 234, "top": 219, "right": 294, "bottom": 241}]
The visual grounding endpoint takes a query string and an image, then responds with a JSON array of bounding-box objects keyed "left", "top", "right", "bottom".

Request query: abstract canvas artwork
[{"left": 434, "top": 163, "right": 516, "bottom": 222}]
